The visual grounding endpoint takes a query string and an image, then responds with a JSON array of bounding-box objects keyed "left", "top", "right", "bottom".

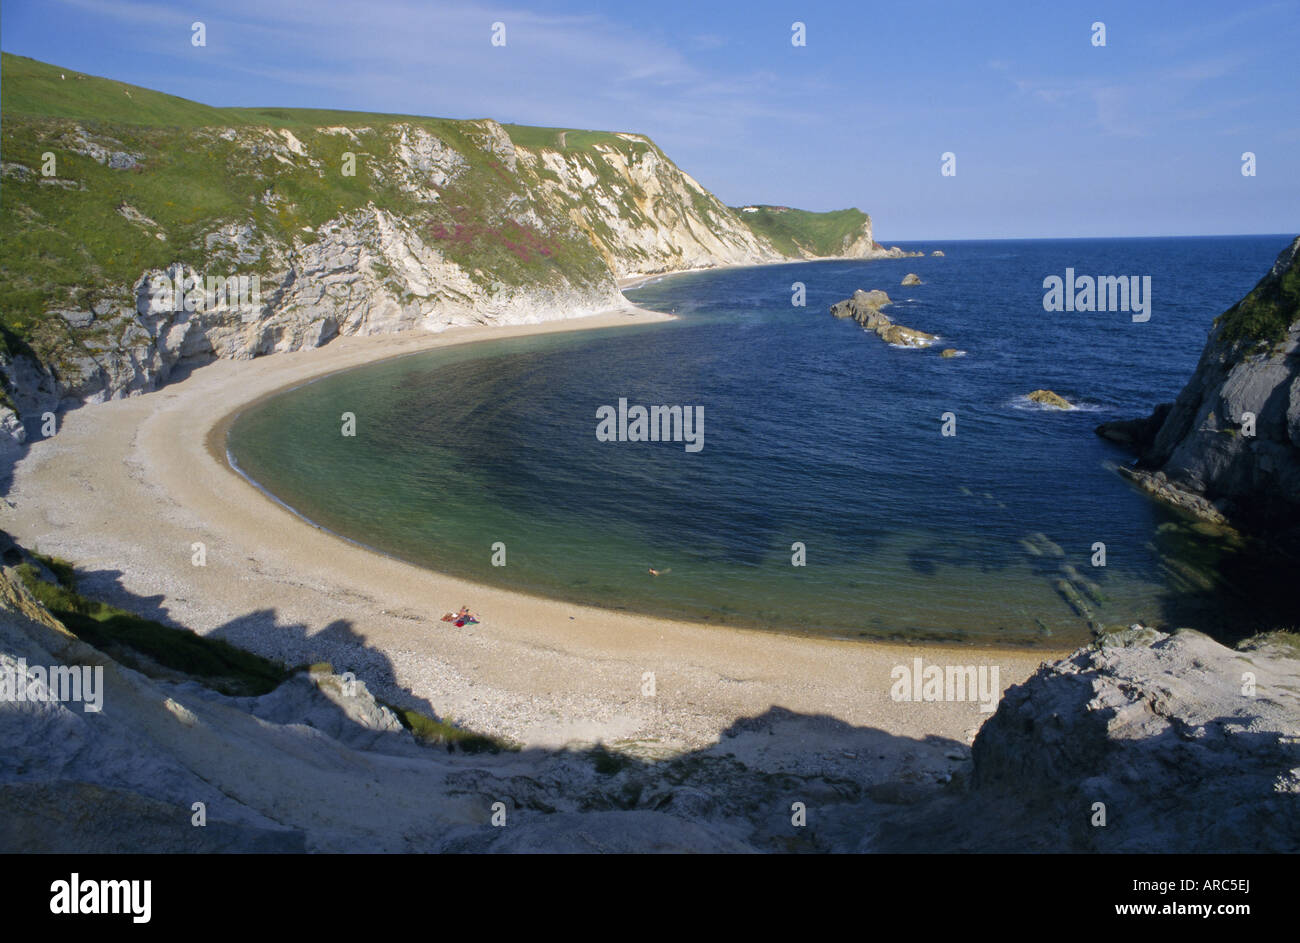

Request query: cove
[{"left": 226, "top": 237, "right": 1297, "bottom": 647}]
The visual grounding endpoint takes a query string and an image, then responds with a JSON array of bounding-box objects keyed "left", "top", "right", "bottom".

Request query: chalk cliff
[{"left": 0, "top": 54, "right": 889, "bottom": 437}]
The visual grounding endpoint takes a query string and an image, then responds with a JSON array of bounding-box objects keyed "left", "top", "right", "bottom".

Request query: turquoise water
[{"left": 227, "top": 236, "right": 1297, "bottom": 646}]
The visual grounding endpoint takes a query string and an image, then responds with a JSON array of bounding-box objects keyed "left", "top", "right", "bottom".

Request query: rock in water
[
  {"left": 940, "top": 348, "right": 959, "bottom": 358},
  {"left": 830, "top": 289, "right": 892, "bottom": 322},
  {"left": 1095, "top": 403, "right": 1171, "bottom": 449},
  {"left": 1094, "top": 236, "right": 1300, "bottom": 543},
  {"left": 931, "top": 250, "right": 945, "bottom": 257},
  {"left": 901, "top": 273, "right": 923, "bottom": 286},
  {"left": 1027, "top": 389, "right": 1073, "bottom": 410},
  {"left": 829, "top": 290, "right": 937, "bottom": 348}
]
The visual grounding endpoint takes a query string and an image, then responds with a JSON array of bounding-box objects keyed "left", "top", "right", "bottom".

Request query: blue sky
[{"left": 3, "top": 0, "right": 1297, "bottom": 239}]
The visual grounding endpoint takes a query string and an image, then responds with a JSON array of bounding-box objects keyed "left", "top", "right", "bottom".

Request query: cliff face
[
  {"left": 1097, "top": 236, "right": 1300, "bottom": 540},
  {"left": 0, "top": 55, "right": 886, "bottom": 437},
  {"left": 519, "top": 135, "right": 787, "bottom": 277}
]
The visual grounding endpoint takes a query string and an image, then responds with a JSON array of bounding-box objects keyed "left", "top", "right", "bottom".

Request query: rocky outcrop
[
  {"left": 520, "top": 134, "right": 784, "bottom": 279},
  {"left": 1095, "top": 403, "right": 1171, "bottom": 450},
  {"left": 1027, "top": 389, "right": 1073, "bottom": 410},
  {"left": 830, "top": 290, "right": 938, "bottom": 348},
  {"left": 871, "top": 243, "right": 923, "bottom": 259},
  {"left": 931, "top": 250, "right": 945, "bottom": 257},
  {"left": 831, "top": 289, "right": 892, "bottom": 322},
  {"left": 901, "top": 273, "right": 922, "bottom": 286},
  {"left": 850, "top": 237, "right": 921, "bottom": 261},
  {"left": 1114, "top": 466, "right": 1230, "bottom": 524},
  {"left": 1096, "top": 236, "right": 1300, "bottom": 542},
  {"left": 875, "top": 627, "right": 1300, "bottom": 852}
]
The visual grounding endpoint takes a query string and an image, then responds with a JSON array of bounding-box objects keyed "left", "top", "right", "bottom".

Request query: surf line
[{"left": 595, "top": 398, "right": 704, "bottom": 453}]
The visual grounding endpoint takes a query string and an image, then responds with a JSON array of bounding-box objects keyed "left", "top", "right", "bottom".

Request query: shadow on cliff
[{"left": 0, "top": 440, "right": 28, "bottom": 499}]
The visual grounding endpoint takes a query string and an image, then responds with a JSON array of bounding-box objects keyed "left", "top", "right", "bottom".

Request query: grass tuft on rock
[
  {"left": 15, "top": 561, "right": 287, "bottom": 695},
  {"left": 382, "top": 700, "right": 516, "bottom": 754}
]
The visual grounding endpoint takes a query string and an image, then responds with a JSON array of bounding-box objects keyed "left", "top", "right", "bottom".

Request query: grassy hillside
[
  {"left": 1, "top": 53, "right": 236, "bottom": 126},
  {"left": 1, "top": 53, "right": 452, "bottom": 129},
  {"left": 732, "top": 205, "right": 870, "bottom": 257},
  {"left": 0, "top": 53, "right": 617, "bottom": 351},
  {"left": 501, "top": 123, "right": 629, "bottom": 151}
]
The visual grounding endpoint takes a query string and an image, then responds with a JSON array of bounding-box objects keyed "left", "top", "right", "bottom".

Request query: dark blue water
[{"left": 228, "top": 235, "right": 1297, "bottom": 646}]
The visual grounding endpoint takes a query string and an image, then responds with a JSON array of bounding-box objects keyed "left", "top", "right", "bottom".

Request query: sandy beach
[{"left": 3, "top": 298, "right": 1062, "bottom": 754}]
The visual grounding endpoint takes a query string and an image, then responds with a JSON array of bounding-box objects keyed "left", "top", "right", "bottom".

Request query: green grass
[
  {"left": 16, "top": 557, "right": 288, "bottom": 695},
  {"left": 1214, "top": 243, "right": 1300, "bottom": 350},
  {"left": 1, "top": 53, "right": 238, "bottom": 127},
  {"left": 3, "top": 53, "right": 476, "bottom": 131},
  {"left": 733, "top": 205, "right": 870, "bottom": 257},
  {"left": 1241, "top": 628, "right": 1300, "bottom": 655},
  {"left": 500, "top": 123, "right": 627, "bottom": 151},
  {"left": 382, "top": 700, "right": 516, "bottom": 753}
]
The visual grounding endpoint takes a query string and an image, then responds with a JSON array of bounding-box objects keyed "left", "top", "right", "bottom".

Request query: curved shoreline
[
  {"left": 7, "top": 297, "right": 1063, "bottom": 752},
  {"left": 218, "top": 377, "right": 1072, "bottom": 650}
]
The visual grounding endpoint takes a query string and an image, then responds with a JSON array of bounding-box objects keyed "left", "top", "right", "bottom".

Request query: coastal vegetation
[
  {"left": 1214, "top": 242, "right": 1300, "bottom": 349},
  {"left": 732, "top": 204, "right": 872, "bottom": 257}
]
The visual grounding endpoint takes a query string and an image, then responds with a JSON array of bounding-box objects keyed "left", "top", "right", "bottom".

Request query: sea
[{"left": 226, "top": 234, "right": 1298, "bottom": 647}]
